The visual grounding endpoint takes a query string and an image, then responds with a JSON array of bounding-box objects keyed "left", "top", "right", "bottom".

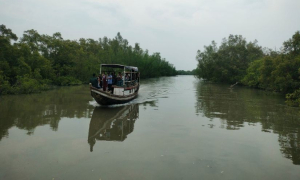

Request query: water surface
[{"left": 0, "top": 76, "right": 299, "bottom": 180}]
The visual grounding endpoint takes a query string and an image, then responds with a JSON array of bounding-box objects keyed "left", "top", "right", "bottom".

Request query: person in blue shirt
[{"left": 107, "top": 73, "right": 113, "bottom": 92}]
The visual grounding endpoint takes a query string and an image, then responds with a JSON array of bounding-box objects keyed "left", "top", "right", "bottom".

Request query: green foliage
[
  {"left": 241, "top": 59, "right": 263, "bottom": 87},
  {"left": 13, "top": 75, "right": 48, "bottom": 94},
  {"left": 176, "top": 69, "right": 196, "bottom": 75},
  {"left": 283, "top": 31, "right": 300, "bottom": 56},
  {"left": 242, "top": 32, "right": 300, "bottom": 96},
  {"left": 286, "top": 89, "right": 300, "bottom": 107},
  {"left": 196, "top": 31, "right": 300, "bottom": 107},
  {"left": 196, "top": 36, "right": 263, "bottom": 83},
  {"left": 0, "top": 25, "right": 176, "bottom": 95},
  {"left": 0, "top": 24, "right": 18, "bottom": 41},
  {"left": 54, "top": 76, "right": 82, "bottom": 86},
  {"left": 0, "top": 73, "right": 11, "bottom": 95}
]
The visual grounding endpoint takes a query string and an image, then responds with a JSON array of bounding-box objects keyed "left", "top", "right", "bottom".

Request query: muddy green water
[{"left": 0, "top": 76, "right": 299, "bottom": 180}]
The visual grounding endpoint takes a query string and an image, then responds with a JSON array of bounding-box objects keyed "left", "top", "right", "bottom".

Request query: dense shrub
[
  {"left": 54, "top": 76, "right": 82, "bottom": 86},
  {"left": 286, "top": 89, "right": 300, "bottom": 107}
]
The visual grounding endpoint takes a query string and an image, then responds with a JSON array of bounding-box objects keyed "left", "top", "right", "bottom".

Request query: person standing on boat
[
  {"left": 98, "top": 73, "right": 102, "bottom": 88},
  {"left": 90, "top": 73, "right": 98, "bottom": 88},
  {"left": 102, "top": 73, "right": 108, "bottom": 91},
  {"left": 112, "top": 72, "right": 117, "bottom": 85},
  {"left": 117, "top": 72, "right": 123, "bottom": 86},
  {"left": 107, "top": 73, "right": 113, "bottom": 92}
]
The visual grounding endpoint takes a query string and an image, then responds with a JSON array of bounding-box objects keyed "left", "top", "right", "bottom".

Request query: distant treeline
[
  {"left": 0, "top": 24, "right": 176, "bottom": 95},
  {"left": 176, "top": 69, "right": 196, "bottom": 75},
  {"left": 195, "top": 31, "right": 300, "bottom": 107}
]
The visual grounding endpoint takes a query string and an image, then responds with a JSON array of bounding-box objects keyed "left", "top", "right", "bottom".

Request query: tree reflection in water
[
  {"left": 195, "top": 80, "right": 300, "bottom": 165},
  {"left": 88, "top": 104, "right": 139, "bottom": 152},
  {"left": 0, "top": 85, "right": 94, "bottom": 140}
]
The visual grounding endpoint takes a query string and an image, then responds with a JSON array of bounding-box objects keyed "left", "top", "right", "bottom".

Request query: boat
[{"left": 90, "top": 64, "right": 140, "bottom": 105}]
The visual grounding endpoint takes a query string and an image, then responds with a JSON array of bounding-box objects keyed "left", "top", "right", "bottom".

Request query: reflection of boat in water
[{"left": 88, "top": 104, "right": 139, "bottom": 152}]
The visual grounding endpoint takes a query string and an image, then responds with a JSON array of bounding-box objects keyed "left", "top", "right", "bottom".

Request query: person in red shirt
[{"left": 102, "top": 73, "right": 108, "bottom": 91}]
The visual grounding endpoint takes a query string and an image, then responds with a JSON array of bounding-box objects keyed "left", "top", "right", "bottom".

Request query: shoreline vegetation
[
  {"left": 176, "top": 70, "right": 196, "bottom": 75},
  {"left": 195, "top": 31, "right": 300, "bottom": 107},
  {"left": 0, "top": 24, "right": 176, "bottom": 95}
]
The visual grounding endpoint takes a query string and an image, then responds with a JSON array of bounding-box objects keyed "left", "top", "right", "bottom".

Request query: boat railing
[
  {"left": 114, "top": 80, "right": 138, "bottom": 88},
  {"left": 125, "top": 80, "right": 137, "bottom": 87}
]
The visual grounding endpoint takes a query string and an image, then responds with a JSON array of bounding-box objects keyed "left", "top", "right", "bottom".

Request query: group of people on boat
[{"left": 90, "top": 71, "right": 139, "bottom": 93}]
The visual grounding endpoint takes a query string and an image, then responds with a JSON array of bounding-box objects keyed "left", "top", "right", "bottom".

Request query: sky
[{"left": 1, "top": 0, "right": 300, "bottom": 70}]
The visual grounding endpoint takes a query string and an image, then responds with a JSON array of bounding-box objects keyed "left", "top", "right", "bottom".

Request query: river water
[{"left": 0, "top": 76, "right": 299, "bottom": 180}]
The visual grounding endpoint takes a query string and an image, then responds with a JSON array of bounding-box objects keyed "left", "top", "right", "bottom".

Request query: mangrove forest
[
  {"left": 0, "top": 24, "right": 176, "bottom": 95},
  {"left": 195, "top": 31, "right": 300, "bottom": 107}
]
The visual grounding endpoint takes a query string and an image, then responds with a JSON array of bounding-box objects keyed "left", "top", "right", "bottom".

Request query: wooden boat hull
[{"left": 90, "top": 85, "right": 139, "bottom": 105}]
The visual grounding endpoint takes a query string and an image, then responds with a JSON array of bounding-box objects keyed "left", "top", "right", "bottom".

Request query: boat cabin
[{"left": 101, "top": 64, "right": 139, "bottom": 95}]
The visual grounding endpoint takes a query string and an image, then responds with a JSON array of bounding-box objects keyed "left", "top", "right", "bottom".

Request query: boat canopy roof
[{"left": 101, "top": 64, "right": 138, "bottom": 72}]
